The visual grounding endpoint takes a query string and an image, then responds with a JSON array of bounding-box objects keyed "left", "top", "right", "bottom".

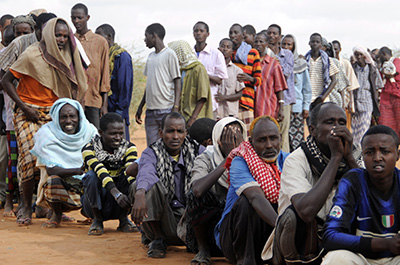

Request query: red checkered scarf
[{"left": 225, "top": 141, "right": 281, "bottom": 203}]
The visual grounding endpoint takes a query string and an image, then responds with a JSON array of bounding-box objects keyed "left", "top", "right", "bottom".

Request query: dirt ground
[{"left": 0, "top": 127, "right": 230, "bottom": 265}]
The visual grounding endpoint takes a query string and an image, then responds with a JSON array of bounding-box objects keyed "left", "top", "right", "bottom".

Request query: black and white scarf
[
  {"left": 92, "top": 135, "right": 130, "bottom": 170},
  {"left": 150, "top": 137, "right": 200, "bottom": 202}
]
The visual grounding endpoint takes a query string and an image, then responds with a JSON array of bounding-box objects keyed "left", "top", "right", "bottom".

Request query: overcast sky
[{"left": 3, "top": 0, "right": 399, "bottom": 60}]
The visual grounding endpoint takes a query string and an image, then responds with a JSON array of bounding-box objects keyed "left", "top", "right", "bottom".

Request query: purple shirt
[
  {"left": 136, "top": 144, "right": 205, "bottom": 207},
  {"left": 277, "top": 48, "right": 295, "bottom": 105}
]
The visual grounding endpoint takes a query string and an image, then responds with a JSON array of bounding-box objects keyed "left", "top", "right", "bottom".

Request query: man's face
[
  {"left": 266, "top": 26, "right": 280, "bottom": 46},
  {"left": 144, "top": 31, "right": 155, "bottom": 49},
  {"left": 0, "top": 18, "right": 11, "bottom": 35},
  {"left": 70, "top": 8, "right": 89, "bottom": 33},
  {"left": 193, "top": 23, "right": 209, "bottom": 43},
  {"left": 100, "top": 122, "right": 124, "bottom": 151},
  {"left": 354, "top": 51, "right": 366, "bottom": 66},
  {"left": 362, "top": 134, "right": 399, "bottom": 188},
  {"left": 14, "top": 23, "right": 32, "bottom": 37},
  {"left": 55, "top": 22, "right": 69, "bottom": 50},
  {"left": 379, "top": 51, "right": 389, "bottom": 64},
  {"left": 218, "top": 40, "right": 233, "bottom": 60},
  {"left": 250, "top": 119, "right": 281, "bottom": 161},
  {"left": 254, "top": 34, "right": 268, "bottom": 56},
  {"left": 333, "top": 43, "right": 341, "bottom": 58},
  {"left": 59, "top": 104, "right": 79, "bottom": 135},
  {"left": 281, "top": 37, "right": 294, "bottom": 52},
  {"left": 229, "top": 25, "right": 243, "bottom": 49},
  {"left": 309, "top": 35, "right": 322, "bottom": 51},
  {"left": 243, "top": 30, "right": 254, "bottom": 46},
  {"left": 95, "top": 28, "right": 111, "bottom": 47},
  {"left": 160, "top": 117, "right": 186, "bottom": 156},
  {"left": 309, "top": 104, "right": 347, "bottom": 150}
]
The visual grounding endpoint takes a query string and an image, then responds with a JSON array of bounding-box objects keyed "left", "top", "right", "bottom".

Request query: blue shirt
[
  {"left": 323, "top": 168, "right": 400, "bottom": 259},
  {"left": 278, "top": 49, "right": 296, "bottom": 105},
  {"left": 214, "top": 150, "right": 289, "bottom": 248},
  {"left": 292, "top": 69, "right": 312, "bottom": 113}
]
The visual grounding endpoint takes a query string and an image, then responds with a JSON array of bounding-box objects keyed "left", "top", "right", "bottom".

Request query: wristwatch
[{"left": 114, "top": 192, "right": 122, "bottom": 200}]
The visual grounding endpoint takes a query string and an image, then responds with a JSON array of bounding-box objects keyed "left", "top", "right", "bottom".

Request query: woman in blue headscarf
[{"left": 31, "top": 98, "right": 97, "bottom": 227}]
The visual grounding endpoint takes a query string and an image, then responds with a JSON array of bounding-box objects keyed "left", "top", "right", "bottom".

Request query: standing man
[
  {"left": 193, "top": 21, "right": 228, "bottom": 118},
  {"left": 228, "top": 23, "right": 262, "bottom": 134},
  {"left": 95, "top": 24, "right": 133, "bottom": 141},
  {"left": 305, "top": 33, "right": 339, "bottom": 108},
  {"left": 378, "top": 47, "right": 400, "bottom": 138},
  {"left": 71, "top": 3, "right": 110, "bottom": 129},
  {"left": 136, "top": 23, "right": 181, "bottom": 146},
  {"left": 265, "top": 24, "right": 294, "bottom": 153}
]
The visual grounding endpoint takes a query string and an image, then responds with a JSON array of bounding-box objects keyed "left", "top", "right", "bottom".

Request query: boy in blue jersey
[{"left": 322, "top": 125, "right": 400, "bottom": 264}]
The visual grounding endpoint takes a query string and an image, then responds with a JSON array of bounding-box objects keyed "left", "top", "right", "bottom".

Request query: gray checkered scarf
[
  {"left": 150, "top": 137, "right": 200, "bottom": 202},
  {"left": 92, "top": 135, "right": 130, "bottom": 170}
]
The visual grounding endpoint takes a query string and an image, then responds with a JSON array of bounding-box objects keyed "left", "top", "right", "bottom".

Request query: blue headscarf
[
  {"left": 235, "top": 41, "right": 252, "bottom": 65},
  {"left": 30, "top": 98, "right": 98, "bottom": 178}
]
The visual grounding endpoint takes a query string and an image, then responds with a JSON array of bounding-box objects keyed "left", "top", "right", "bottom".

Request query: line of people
[{"left": 1, "top": 3, "right": 400, "bottom": 265}]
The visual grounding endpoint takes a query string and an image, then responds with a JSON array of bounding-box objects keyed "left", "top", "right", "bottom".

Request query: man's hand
[
  {"left": 330, "top": 125, "right": 353, "bottom": 160},
  {"left": 100, "top": 105, "right": 108, "bottom": 117},
  {"left": 219, "top": 125, "right": 244, "bottom": 157},
  {"left": 131, "top": 190, "right": 148, "bottom": 226},
  {"left": 237, "top": 73, "right": 254, "bottom": 83},
  {"left": 135, "top": 107, "right": 143, "bottom": 125},
  {"left": 327, "top": 126, "right": 345, "bottom": 160},
  {"left": 214, "top": 92, "right": 226, "bottom": 103},
  {"left": 277, "top": 107, "right": 284, "bottom": 122},
  {"left": 302, "top": 110, "right": 309, "bottom": 119},
  {"left": 116, "top": 193, "right": 131, "bottom": 210},
  {"left": 388, "top": 234, "right": 400, "bottom": 255},
  {"left": 310, "top": 97, "right": 323, "bottom": 109},
  {"left": 22, "top": 106, "right": 39, "bottom": 123}
]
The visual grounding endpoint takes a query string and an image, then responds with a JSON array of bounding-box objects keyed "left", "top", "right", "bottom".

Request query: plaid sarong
[
  {"left": 13, "top": 104, "right": 51, "bottom": 183},
  {"left": 43, "top": 175, "right": 82, "bottom": 212},
  {"left": 6, "top": 131, "right": 18, "bottom": 193},
  {"left": 238, "top": 106, "right": 253, "bottom": 138}
]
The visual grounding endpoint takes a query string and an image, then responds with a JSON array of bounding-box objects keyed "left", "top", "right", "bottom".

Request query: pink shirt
[{"left": 194, "top": 44, "right": 228, "bottom": 111}]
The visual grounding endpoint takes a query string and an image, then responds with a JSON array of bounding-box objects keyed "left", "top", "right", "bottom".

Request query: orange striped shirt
[{"left": 232, "top": 48, "right": 262, "bottom": 111}]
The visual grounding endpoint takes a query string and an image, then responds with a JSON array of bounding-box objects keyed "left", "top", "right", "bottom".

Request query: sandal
[
  {"left": 190, "top": 252, "right": 211, "bottom": 265},
  {"left": 88, "top": 222, "right": 104, "bottom": 236},
  {"left": 16, "top": 217, "right": 32, "bottom": 226},
  {"left": 61, "top": 214, "right": 76, "bottom": 222},
  {"left": 147, "top": 238, "right": 167, "bottom": 258},
  {"left": 41, "top": 220, "right": 60, "bottom": 228},
  {"left": 3, "top": 211, "right": 16, "bottom": 218},
  {"left": 117, "top": 220, "right": 138, "bottom": 233}
]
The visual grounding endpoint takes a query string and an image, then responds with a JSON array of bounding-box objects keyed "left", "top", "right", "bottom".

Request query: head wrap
[
  {"left": 10, "top": 18, "right": 88, "bottom": 102},
  {"left": 30, "top": 98, "right": 98, "bottom": 172},
  {"left": 282, "top": 34, "right": 308, "bottom": 74},
  {"left": 29, "top": 8, "right": 47, "bottom": 17},
  {"left": 11, "top": 15, "right": 35, "bottom": 31},
  {"left": 168, "top": 40, "right": 199, "bottom": 69},
  {"left": 353, "top": 45, "right": 374, "bottom": 66}
]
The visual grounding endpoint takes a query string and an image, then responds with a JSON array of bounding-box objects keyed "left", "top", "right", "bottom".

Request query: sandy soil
[{"left": 0, "top": 126, "right": 230, "bottom": 265}]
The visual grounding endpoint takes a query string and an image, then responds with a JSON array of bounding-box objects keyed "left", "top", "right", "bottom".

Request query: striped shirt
[
  {"left": 232, "top": 47, "right": 262, "bottom": 111},
  {"left": 0, "top": 33, "right": 37, "bottom": 71},
  {"left": 309, "top": 57, "right": 339, "bottom": 101},
  {"left": 82, "top": 141, "right": 138, "bottom": 191},
  {"left": 255, "top": 55, "right": 287, "bottom": 118}
]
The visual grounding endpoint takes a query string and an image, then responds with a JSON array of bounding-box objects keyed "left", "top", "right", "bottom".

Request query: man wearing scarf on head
[
  {"left": 214, "top": 116, "right": 289, "bottom": 265},
  {"left": 263, "top": 102, "right": 360, "bottom": 265},
  {"left": 95, "top": 24, "right": 133, "bottom": 141},
  {"left": 1, "top": 17, "right": 88, "bottom": 225},
  {"left": 184, "top": 117, "right": 246, "bottom": 265},
  {"left": 168, "top": 40, "right": 213, "bottom": 128}
]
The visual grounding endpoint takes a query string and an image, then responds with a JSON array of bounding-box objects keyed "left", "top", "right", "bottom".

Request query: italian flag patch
[{"left": 382, "top": 214, "right": 394, "bottom": 228}]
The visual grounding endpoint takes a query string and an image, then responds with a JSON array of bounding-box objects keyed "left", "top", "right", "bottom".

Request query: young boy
[
  {"left": 322, "top": 125, "right": 400, "bottom": 264},
  {"left": 215, "top": 38, "right": 244, "bottom": 120},
  {"left": 135, "top": 23, "right": 181, "bottom": 146}
]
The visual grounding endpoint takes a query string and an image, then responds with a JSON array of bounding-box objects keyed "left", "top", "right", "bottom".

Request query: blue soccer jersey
[{"left": 323, "top": 168, "right": 400, "bottom": 259}]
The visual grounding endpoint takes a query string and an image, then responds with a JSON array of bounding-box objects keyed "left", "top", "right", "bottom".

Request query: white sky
[{"left": 2, "top": 0, "right": 400, "bottom": 60}]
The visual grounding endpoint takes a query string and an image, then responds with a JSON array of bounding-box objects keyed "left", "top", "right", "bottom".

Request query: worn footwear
[
  {"left": 147, "top": 238, "right": 167, "bottom": 258},
  {"left": 41, "top": 221, "right": 60, "bottom": 228},
  {"left": 117, "top": 220, "right": 138, "bottom": 233},
  {"left": 190, "top": 252, "right": 211, "bottom": 265},
  {"left": 88, "top": 221, "right": 104, "bottom": 236}
]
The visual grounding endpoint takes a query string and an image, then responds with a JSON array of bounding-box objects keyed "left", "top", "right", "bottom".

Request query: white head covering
[
  {"left": 282, "top": 34, "right": 308, "bottom": 74},
  {"left": 353, "top": 45, "right": 375, "bottom": 66}
]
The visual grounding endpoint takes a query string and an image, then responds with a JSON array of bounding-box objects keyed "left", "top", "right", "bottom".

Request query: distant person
[
  {"left": 192, "top": 21, "right": 228, "bottom": 118},
  {"left": 215, "top": 38, "right": 244, "bottom": 120},
  {"left": 168, "top": 40, "right": 213, "bottom": 127},
  {"left": 228, "top": 23, "right": 262, "bottom": 134},
  {"left": 71, "top": 3, "right": 110, "bottom": 128},
  {"left": 281, "top": 34, "right": 312, "bottom": 151},
  {"left": 96, "top": 23, "right": 133, "bottom": 141},
  {"left": 11, "top": 15, "right": 35, "bottom": 37},
  {"left": 136, "top": 23, "right": 181, "bottom": 146},
  {"left": 81, "top": 112, "right": 138, "bottom": 235},
  {"left": 243, "top": 24, "right": 256, "bottom": 47},
  {"left": 378, "top": 46, "right": 400, "bottom": 138},
  {"left": 323, "top": 125, "right": 400, "bottom": 264},
  {"left": 352, "top": 46, "right": 383, "bottom": 147},
  {"left": 0, "top": 14, "right": 13, "bottom": 49}
]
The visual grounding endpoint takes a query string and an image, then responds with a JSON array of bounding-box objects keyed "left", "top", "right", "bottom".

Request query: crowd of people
[{"left": 1, "top": 3, "right": 400, "bottom": 265}]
